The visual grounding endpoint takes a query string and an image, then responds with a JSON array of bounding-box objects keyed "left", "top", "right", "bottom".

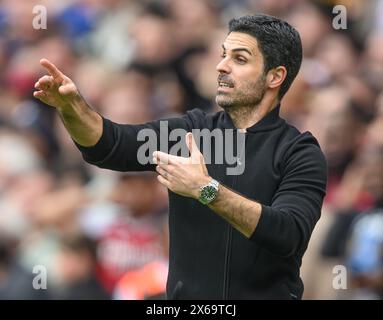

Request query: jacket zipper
[
  {"left": 222, "top": 130, "right": 247, "bottom": 299},
  {"left": 222, "top": 222, "right": 232, "bottom": 299}
]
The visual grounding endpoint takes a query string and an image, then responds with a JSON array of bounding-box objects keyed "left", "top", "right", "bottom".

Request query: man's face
[{"left": 216, "top": 32, "right": 267, "bottom": 110}]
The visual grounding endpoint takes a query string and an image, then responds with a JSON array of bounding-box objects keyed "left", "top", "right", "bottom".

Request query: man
[{"left": 34, "top": 14, "right": 327, "bottom": 299}]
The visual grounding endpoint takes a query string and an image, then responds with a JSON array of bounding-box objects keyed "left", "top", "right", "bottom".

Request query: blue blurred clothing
[{"left": 347, "top": 210, "right": 383, "bottom": 275}]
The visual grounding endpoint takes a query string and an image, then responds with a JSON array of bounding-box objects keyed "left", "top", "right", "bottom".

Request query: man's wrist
[
  {"left": 194, "top": 175, "right": 213, "bottom": 199},
  {"left": 197, "top": 177, "right": 220, "bottom": 205}
]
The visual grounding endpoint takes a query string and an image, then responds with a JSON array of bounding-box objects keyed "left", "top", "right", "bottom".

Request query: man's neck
[{"left": 227, "top": 98, "right": 279, "bottom": 130}]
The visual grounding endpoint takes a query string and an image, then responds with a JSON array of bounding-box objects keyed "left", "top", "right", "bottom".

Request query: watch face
[{"left": 201, "top": 185, "right": 217, "bottom": 202}]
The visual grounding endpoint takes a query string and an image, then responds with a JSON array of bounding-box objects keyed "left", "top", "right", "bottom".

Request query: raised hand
[
  {"left": 34, "top": 59, "right": 80, "bottom": 109},
  {"left": 33, "top": 58, "right": 103, "bottom": 147},
  {"left": 153, "top": 132, "right": 210, "bottom": 199}
]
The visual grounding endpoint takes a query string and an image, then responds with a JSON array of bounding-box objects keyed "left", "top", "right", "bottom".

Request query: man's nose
[{"left": 216, "top": 58, "right": 231, "bottom": 74}]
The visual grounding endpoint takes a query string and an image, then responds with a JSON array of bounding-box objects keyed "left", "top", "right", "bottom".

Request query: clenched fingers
[{"left": 35, "top": 75, "right": 55, "bottom": 91}]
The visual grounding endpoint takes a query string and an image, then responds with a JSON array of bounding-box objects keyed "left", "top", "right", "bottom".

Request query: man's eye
[
  {"left": 221, "top": 53, "right": 226, "bottom": 58},
  {"left": 236, "top": 57, "right": 246, "bottom": 64}
]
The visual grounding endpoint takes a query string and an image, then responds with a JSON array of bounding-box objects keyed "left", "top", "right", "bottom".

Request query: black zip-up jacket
[{"left": 75, "top": 105, "right": 327, "bottom": 299}]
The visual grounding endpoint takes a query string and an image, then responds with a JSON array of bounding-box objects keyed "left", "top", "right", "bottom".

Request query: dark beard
[
  {"left": 217, "top": 87, "right": 266, "bottom": 111},
  {"left": 216, "top": 74, "right": 267, "bottom": 111}
]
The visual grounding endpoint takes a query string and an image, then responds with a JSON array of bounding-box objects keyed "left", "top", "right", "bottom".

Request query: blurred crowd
[{"left": 0, "top": 0, "right": 383, "bottom": 299}]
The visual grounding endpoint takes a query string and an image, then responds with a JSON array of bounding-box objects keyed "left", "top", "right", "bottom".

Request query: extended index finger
[{"left": 40, "top": 59, "right": 64, "bottom": 82}]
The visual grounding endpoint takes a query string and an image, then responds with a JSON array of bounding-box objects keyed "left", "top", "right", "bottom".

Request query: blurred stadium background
[{"left": 0, "top": 0, "right": 383, "bottom": 299}]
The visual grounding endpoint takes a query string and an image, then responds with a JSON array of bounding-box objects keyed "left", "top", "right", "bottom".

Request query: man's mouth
[
  {"left": 218, "top": 81, "right": 234, "bottom": 88},
  {"left": 218, "top": 75, "right": 234, "bottom": 89}
]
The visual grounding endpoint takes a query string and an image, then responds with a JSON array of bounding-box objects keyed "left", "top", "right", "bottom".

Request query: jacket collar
[{"left": 223, "top": 104, "right": 285, "bottom": 133}]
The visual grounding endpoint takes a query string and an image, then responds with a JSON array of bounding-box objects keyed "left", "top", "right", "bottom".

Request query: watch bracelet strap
[
  {"left": 209, "top": 179, "right": 219, "bottom": 189},
  {"left": 199, "top": 178, "right": 219, "bottom": 192}
]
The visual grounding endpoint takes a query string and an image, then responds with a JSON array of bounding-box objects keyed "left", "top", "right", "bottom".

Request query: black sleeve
[
  {"left": 250, "top": 133, "right": 328, "bottom": 257},
  {"left": 74, "top": 113, "right": 194, "bottom": 172}
]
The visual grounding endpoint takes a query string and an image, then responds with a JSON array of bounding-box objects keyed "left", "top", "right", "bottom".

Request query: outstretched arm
[
  {"left": 35, "top": 59, "right": 195, "bottom": 173},
  {"left": 34, "top": 59, "right": 102, "bottom": 147}
]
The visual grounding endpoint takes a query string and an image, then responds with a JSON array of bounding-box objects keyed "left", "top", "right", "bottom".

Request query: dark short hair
[{"left": 229, "top": 14, "right": 302, "bottom": 99}]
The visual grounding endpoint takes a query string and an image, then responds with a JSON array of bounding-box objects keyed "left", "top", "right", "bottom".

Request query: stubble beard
[{"left": 216, "top": 74, "right": 267, "bottom": 112}]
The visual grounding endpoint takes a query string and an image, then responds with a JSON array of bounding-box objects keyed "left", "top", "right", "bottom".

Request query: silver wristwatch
[{"left": 198, "top": 179, "right": 220, "bottom": 205}]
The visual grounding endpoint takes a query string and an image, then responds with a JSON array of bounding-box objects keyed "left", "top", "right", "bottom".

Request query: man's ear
[{"left": 267, "top": 66, "right": 287, "bottom": 90}]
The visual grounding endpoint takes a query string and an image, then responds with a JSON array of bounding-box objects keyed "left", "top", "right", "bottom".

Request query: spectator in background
[
  {"left": 0, "top": 233, "right": 50, "bottom": 299},
  {"left": 54, "top": 234, "right": 110, "bottom": 300},
  {"left": 302, "top": 86, "right": 368, "bottom": 207},
  {"left": 113, "top": 219, "right": 169, "bottom": 300},
  {"left": 95, "top": 172, "right": 168, "bottom": 292},
  {"left": 345, "top": 208, "right": 383, "bottom": 299}
]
